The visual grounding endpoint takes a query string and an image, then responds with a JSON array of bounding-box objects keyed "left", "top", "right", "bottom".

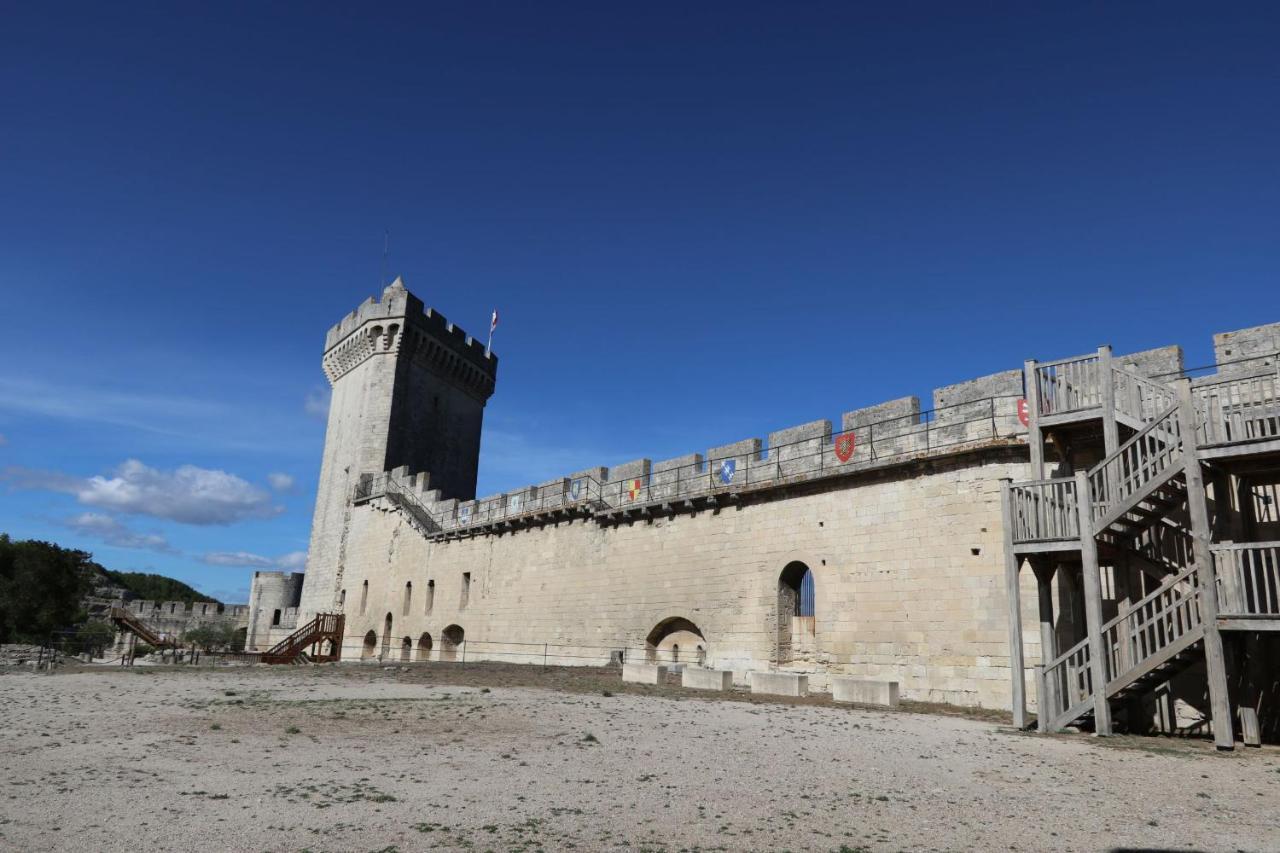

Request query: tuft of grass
[
  {"left": 209, "top": 723, "right": 221, "bottom": 731},
  {"left": 601, "top": 690, "right": 613, "bottom": 698},
  {"left": 285, "top": 725, "right": 301, "bottom": 735},
  {"left": 581, "top": 732, "right": 598, "bottom": 743}
]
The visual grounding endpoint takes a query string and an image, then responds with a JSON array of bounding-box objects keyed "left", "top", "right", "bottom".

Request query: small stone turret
[{"left": 298, "top": 278, "right": 499, "bottom": 618}]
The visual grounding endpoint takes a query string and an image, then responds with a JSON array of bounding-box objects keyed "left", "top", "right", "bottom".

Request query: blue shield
[
  {"left": 719, "top": 459, "right": 736, "bottom": 485},
  {"left": 569, "top": 478, "right": 583, "bottom": 500}
]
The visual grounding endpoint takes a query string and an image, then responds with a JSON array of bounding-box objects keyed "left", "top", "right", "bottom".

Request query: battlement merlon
[{"left": 321, "top": 278, "right": 499, "bottom": 396}]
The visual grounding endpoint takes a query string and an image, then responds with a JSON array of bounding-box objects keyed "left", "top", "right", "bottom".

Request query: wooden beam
[
  {"left": 1025, "top": 359, "right": 1044, "bottom": 480},
  {"left": 1000, "top": 479, "right": 1028, "bottom": 729},
  {"left": 1031, "top": 557, "right": 1059, "bottom": 733},
  {"left": 1099, "top": 345, "right": 1119, "bottom": 457},
  {"left": 1217, "top": 617, "right": 1280, "bottom": 632},
  {"left": 1178, "top": 378, "right": 1235, "bottom": 750},
  {"left": 1075, "top": 470, "right": 1113, "bottom": 735}
]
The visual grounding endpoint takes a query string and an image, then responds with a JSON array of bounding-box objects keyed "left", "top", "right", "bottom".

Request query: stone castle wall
[
  {"left": 321, "top": 450, "right": 1038, "bottom": 709},
  {"left": 271, "top": 281, "right": 1280, "bottom": 712}
]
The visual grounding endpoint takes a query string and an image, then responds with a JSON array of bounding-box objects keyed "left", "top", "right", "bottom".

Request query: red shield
[
  {"left": 1017, "top": 398, "right": 1029, "bottom": 427},
  {"left": 834, "top": 432, "right": 856, "bottom": 463}
]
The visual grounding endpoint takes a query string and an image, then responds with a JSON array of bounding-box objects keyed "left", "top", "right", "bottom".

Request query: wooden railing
[
  {"left": 263, "top": 613, "right": 345, "bottom": 663},
  {"left": 1088, "top": 404, "right": 1182, "bottom": 526},
  {"left": 1040, "top": 636, "right": 1093, "bottom": 729},
  {"left": 1009, "top": 478, "right": 1079, "bottom": 543},
  {"left": 1213, "top": 542, "right": 1280, "bottom": 616},
  {"left": 1035, "top": 353, "right": 1102, "bottom": 416},
  {"left": 1191, "top": 370, "right": 1280, "bottom": 446},
  {"left": 1112, "top": 367, "right": 1175, "bottom": 425},
  {"left": 1101, "top": 564, "right": 1202, "bottom": 689},
  {"left": 1039, "top": 563, "right": 1202, "bottom": 730}
]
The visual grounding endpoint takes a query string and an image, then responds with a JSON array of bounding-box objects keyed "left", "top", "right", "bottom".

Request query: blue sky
[{"left": 1, "top": 3, "right": 1277, "bottom": 602}]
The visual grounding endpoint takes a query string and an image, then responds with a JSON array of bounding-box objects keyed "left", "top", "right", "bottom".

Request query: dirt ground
[{"left": 1, "top": 663, "right": 1278, "bottom": 853}]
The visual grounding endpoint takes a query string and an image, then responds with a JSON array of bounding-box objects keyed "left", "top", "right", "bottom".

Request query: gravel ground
[{"left": 1, "top": 664, "right": 1277, "bottom": 853}]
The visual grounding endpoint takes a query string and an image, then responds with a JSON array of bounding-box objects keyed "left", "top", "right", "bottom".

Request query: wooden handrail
[
  {"left": 1039, "top": 562, "right": 1201, "bottom": 730},
  {"left": 1087, "top": 403, "right": 1182, "bottom": 525}
]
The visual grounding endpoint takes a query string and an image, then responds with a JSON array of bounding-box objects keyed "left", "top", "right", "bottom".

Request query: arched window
[
  {"left": 441, "top": 624, "right": 464, "bottom": 661},
  {"left": 425, "top": 579, "right": 435, "bottom": 614},
  {"left": 416, "top": 632, "right": 433, "bottom": 662},
  {"left": 360, "top": 580, "right": 369, "bottom": 614},
  {"left": 382, "top": 613, "right": 393, "bottom": 659},
  {"left": 403, "top": 581, "right": 412, "bottom": 616},
  {"left": 460, "top": 573, "right": 471, "bottom": 609},
  {"left": 644, "top": 617, "right": 705, "bottom": 665},
  {"left": 339, "top": 589, "right": 346, "bottom": 610},
  {"left": 778, "top": 561, "right": 816, "bottom": 664},
  {"left": 361, "top": 630, "right": 377, "bottom": 660},
  {"left": 400, "top": 636, "right": 412, "bottom": 662}
]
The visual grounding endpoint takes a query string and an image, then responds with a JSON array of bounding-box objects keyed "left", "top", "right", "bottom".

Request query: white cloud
[
  {"left": 267, "top": 472, "right": 295, "bottom": 492},
  {"left": 202, "top": 550, "right": 307, "bottom": 571},
  {"left": 304, "top": 386, "right": 330, "bottom": 420},
  {"left": 64, "top": 512, "right": 175, "bottom": 553},
  {"left": 2, "top": 459, "right": 283, "bottom": 525}
]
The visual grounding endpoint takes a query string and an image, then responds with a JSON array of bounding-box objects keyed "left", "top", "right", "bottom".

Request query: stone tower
[{"left": 296, "top": 278, "right": 498, "bottom": 617}]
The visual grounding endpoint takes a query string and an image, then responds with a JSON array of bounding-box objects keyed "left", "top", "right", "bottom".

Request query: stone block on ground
[
  {"left": 750, "top": 671, "right": 808, "bottom": 697},
  {"left": 832, "top": 678, "right": 900, "bottom": 707},
  {"left": 622, "top": 663, "right": 666, "bottom": 684},
  {"left": 682, "top": 668, "right": 733, "bottom": 691}
]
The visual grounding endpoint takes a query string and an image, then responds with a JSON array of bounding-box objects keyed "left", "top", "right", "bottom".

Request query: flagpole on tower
[{"left": 486, "top": 308, "right": 498, "bottom": 357}]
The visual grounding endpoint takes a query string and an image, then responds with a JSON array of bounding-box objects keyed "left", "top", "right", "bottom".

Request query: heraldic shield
[{"left": 834, "top": 431, "right": 856, "bottom": 463}]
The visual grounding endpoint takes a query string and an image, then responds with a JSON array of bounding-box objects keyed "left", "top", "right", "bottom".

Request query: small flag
[
  {"left": 627, "top": 478, "right": 642, "bottom": 501},
  {"left": 485, "top": 309, "right": 499, "bottom": 356}
]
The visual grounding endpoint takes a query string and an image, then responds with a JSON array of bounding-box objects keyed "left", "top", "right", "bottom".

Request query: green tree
[
  {"left": 184, "top": 622, "right": 237, "bottom": 650},
  {"left": 103, "top": 570, "right": 215, "bottom": 605},
  {"left": 0, "top": 534, "right": 93, "bottom": 643}
]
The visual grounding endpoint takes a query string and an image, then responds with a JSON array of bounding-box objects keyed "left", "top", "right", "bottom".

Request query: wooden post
[
  {"left": 1177, "top": 378, "right": 1235, "bottom": 750},
  {"left": 1099, "top": 346, "right": 1119, "bottom": 456},
  {"left": 1074, "top": 470, "right": 1113, "bottom": 735},
  {"left": 1024, "top": 359, "right": 1044, "bottom": 480},
  {"left": 1032, "top": 558, "right": 1059, "bottom": 732},
  {"left": 1034, "top": 665, "right": 1048, "bottom": 732},
  {"left": 1000, "top": 479, "right": 1027, "bottom": 729}
]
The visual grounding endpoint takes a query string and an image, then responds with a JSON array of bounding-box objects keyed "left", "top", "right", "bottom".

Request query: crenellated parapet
[{"left": 321, "top": 277, "right": 498, "bottom": 401}]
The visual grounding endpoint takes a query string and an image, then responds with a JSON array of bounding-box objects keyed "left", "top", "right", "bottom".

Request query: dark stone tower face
[
  {"left": 299, "top": 278, "right": 497, "bottom": 616},
  {"left": 318, "top": 277, "right": 497, "bottom": 502}
]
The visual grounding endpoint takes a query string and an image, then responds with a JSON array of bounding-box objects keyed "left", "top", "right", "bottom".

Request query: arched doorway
[
  {"left": 778, "top": 561, "right": 815, "bottom": 663},
  {"left": 441, "top": 624, "right": 464, "bottom": 661},
  {"left": 361, "top": 630, "right": 377, "bottom": 660},
  {"left": 382, "top": 613, "right": 393, "bottom": 659},
  {"left": 416, "top": 632, "right": 433, "bottom": 661},
  {"left": 400, "top": 636, "right": 412, "bottom": 662},
  {"left": 645, "top": 617, "right": 705, "bottom": 665}
]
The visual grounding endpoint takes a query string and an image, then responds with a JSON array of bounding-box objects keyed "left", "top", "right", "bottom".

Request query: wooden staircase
[
  {"left": 1039, "top": 563, "right": 1203, "bottom": 732},
  {"left": 260, "top": 613, "right": 345, "bottom": 664},
  {"left": 1009, "top": 353, "right": 1280, "bottom": 745},
  {"left": 109, "top": 607, "right": 177, "bottom": 649}
]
